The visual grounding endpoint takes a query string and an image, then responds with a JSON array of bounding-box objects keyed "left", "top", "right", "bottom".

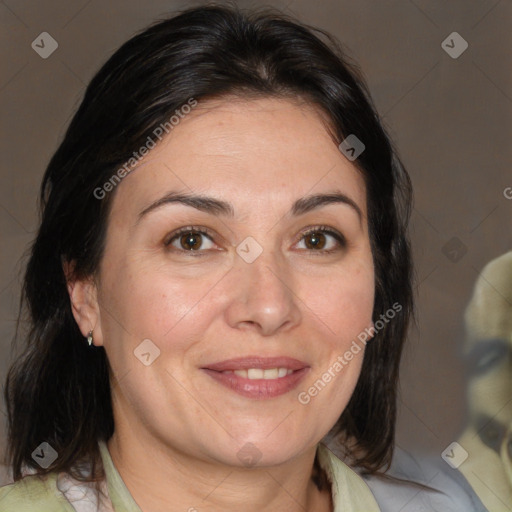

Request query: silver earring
[{"left": 87, "top": 330, "right": 93, "bottom": 346}]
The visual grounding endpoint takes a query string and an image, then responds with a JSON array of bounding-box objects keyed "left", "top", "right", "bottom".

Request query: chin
[{"left": 216, "top": 435, "right": 316, "bottom": 469}]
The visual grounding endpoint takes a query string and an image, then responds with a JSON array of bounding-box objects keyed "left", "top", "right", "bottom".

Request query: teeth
[
  {"left": 247, "top": 368, "right": 264, "bottom": 379},
  {"left": 226, "top": 368, "right": 294, "bottom": 379},
  {"left": 278, "top": 367, "right": 288, "bottom": 378}
]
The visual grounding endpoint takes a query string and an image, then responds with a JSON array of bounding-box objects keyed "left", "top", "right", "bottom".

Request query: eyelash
[{"left": 164, "top": 225, "right": 346, "bottom": 256}]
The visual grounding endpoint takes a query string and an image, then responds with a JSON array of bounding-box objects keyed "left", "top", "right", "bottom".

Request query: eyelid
[
  {"left": 164, "top": 224, "right": 346, "bottom": 254},
  {"left": 164, "top": 225, "right": 212, "bottom": 241},
  {"left": 294, "top": 225, "right": 346, "bottom": 251},
  {"left": 164, "top": 225, "right": 220, "bottom": 251}
]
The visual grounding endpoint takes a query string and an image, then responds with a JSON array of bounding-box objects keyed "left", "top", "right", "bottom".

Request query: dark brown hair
[{"left": 4, "top": 2, "right": 413, "bottom": 483}]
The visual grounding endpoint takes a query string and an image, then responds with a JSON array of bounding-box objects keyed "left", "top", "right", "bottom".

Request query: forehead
[{"left": 109, "top": 96, "right": 367, "bottom": 218}]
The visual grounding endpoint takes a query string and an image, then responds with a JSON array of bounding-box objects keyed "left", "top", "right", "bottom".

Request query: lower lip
[{"left": 202, "top": 368, "right": 310, "bottom": 399}]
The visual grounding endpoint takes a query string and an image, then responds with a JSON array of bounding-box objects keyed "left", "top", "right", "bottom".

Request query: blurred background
[{"left": 1, "top": 0, "right": 511, "bottom": 507}]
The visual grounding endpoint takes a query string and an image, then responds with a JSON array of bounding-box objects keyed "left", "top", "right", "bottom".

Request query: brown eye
[
  {"left": 179, "top": 232, "right": 203, "bottom": 250},
  {"left": 297, "top": 227, "right": 345, "bottom": 252},
  {"left": 166, "top": 229, "right": 215, "bottom": 252},
  {"left": 304, "top": 232, "right": 327, "bottom": 250}
]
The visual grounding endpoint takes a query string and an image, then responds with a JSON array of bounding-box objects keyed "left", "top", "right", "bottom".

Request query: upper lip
[{"left": 202, "top": 356, "right": 309, "bottom": 372}]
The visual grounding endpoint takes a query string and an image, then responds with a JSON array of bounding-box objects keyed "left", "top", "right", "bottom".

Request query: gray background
[{"left": 1, "top": 0, "right": 511, "bottom": 483}]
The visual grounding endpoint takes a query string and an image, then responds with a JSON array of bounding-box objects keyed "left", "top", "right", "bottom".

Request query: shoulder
[
  {"left": 361, "top": 446, "right": 490, "bottom": 512},
  {"left": 0, "top": 473, "right": 75, "bottom": 512}
]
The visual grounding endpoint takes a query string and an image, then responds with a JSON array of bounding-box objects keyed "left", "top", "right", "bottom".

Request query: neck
[{"left": 107, "top": 429, "right": 332, "bottom": 512}]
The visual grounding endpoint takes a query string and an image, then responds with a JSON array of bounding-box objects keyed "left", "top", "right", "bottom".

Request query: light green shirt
[{"left": 0, "top": 442, "right": 380, "bottom": 511}]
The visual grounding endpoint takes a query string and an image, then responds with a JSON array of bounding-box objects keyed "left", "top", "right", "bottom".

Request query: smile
[
  {"left": 201, "top": 357, "right": 310, "bottom": 399},
  {"left": 221, "top": 368, "right": 294, "bottom": 379}
]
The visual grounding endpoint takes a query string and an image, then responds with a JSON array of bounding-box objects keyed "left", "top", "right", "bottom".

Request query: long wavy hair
[{"left": 4, "top": 3, "right": 413, "bottom": 483}]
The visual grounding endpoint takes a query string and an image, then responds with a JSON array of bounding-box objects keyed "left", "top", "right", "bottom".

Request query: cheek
[
  {"left": 100, "top": 255, "right": 227, "bottom": 348},
  {"left": 99, "top": 239, "right": 374, "bottom": 356},
  {"left": 300, "top": 261, "right": 375, "bottom": 339}
]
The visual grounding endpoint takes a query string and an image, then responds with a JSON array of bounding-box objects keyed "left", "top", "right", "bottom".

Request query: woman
[{"left": 0, "top": 4, "right": 485, "bottom": 511}]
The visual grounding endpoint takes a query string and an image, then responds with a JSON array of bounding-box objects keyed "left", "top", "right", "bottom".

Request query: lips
[
  {"left": 201, "top": 356, "right": 310, "bottom": 399},
  {"left": 203, "top": 356, "right": 308, "bottom": 372},
  {"left": 227, "top": 368, "right": 294, "bottom": 379}
]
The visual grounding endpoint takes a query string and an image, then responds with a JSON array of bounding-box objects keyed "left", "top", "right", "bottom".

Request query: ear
[
  {"left": 368, "top": 320, "right": 376, "bottom": 340},
  {"left": 63, "top": 260, "right": 104, "bottom": 346}
]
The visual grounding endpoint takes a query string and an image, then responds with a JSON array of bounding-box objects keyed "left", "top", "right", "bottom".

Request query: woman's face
[{"left": 83, "top": 97, "right": 375, "bottom": 467}]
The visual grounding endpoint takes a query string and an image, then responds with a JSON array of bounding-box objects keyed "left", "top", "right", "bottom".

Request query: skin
[{"left": 67, "top": 97, "right": 375, "bottom": 512}]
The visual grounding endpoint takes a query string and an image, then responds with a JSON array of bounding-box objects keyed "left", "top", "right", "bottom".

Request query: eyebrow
[{"left": 137, "top": 190, "right": 362, "bottom": 223}]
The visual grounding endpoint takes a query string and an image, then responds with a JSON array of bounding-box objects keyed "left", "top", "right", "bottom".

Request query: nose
[{"left": 224, "top": 247, "right": 302, "bottom": 337}]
